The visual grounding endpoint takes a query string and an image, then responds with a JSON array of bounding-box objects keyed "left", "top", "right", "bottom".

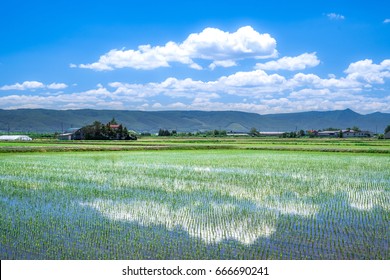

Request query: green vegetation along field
[
  {"left": 1, "top": 137, "right": 390, "bottom": 153},
  {"left": 0, "top": 141, "right": 389, "bottom": 259}
]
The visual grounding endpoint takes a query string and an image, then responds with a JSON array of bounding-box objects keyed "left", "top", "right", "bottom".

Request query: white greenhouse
[{"left": 0, "top": 135, "right": 32, "bottom": 141}]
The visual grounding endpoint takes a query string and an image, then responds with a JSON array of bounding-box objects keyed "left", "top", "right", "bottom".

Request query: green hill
[{"left": 0, "top": 108, "right": 389, "bottom": 134}]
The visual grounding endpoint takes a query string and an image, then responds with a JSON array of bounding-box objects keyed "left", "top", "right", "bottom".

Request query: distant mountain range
[{"left": 1, "top": 108, "right": 389, "bottom": 134}]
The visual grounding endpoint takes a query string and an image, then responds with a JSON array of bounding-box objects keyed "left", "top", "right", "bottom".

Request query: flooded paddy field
[{"left": 0, "top": 149, "right": 389, "bottom": 259}]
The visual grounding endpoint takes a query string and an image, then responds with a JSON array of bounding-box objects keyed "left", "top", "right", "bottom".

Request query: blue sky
[{"left": 0, "top": 0, "right": 389, "bottom": 114}]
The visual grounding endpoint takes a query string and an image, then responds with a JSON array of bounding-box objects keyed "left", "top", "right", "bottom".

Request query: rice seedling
[{"left": 0, "top": 150, "right": 388, "bottom": 259}]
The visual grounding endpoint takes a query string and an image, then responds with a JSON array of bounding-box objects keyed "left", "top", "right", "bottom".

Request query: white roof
[
  {"left": 259, "top": 132, "right": 284, "bottom": 135},
  {"left": 0, "top": 135, "right": 32, "bottom": 141}
]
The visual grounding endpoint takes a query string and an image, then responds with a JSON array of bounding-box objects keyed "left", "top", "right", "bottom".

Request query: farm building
[
  {"left": 58, "top": 128, "right": 83, "bottom": 140},
  {"left": 0, "top": 135, "right": 32, "bottom": 141},
  {"left": 317, "top": 131, "right": 340, "bottom": 137},
  {"left": 385, "top": 131, "right": 390, "bottom": 139},
  {"left": 318, "top": 130, "right": 373, "bottom": 138},
  {"left": 226, "top": 131, "right": 249, "bottom": 136},
  {"left": 342, "top": 130, "right": 372, "bottom": 138}
]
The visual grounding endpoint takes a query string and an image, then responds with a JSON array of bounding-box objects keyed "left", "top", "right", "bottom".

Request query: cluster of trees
[
  {"left": 157, "top": 129, "right": 227, "bottom": 137},
  {"left": 202, "top": 129, "right": 227, "bottom": 137},
  {"left": 81, "top": 119, "right": 137, "bottom": 140},
  {"left": 280, "top": 130, "right": 306, "bottom": 138},
  {"left": 158, "top": 129, "right": 177, "bottom": 136},
  {"left": 378, "top": 125, "right": 390, "bottom": 139},
  {"left": 249, "top": 128, "right": 306, "bottom": 138},
  {"left": 249, "top": 128, "right": 260, "bottom": 137}
]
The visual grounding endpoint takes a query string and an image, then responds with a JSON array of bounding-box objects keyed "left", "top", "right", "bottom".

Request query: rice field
[{"left": 0, "top": 149, "right": 389, "bottom": 259}]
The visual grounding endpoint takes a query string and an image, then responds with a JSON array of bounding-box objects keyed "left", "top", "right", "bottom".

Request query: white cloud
[
  {"left": 0, "top": 81, "right": 45, "bottom": 91},
  {"left": 209, "top": 60, "right": 237, "bottom": 70},
  {"left": 182, "top": 26, "right": 277, "bottom": 60},
  {"left": 255, "top": 53, "right": 320, "bottom": 71},
  {"left": 0, "top": 81, "right": 68, "bottom": 91},
  {"left": 97, "top": 59, "right": 389, "bottom": 106},
  {"left": 220, "top": 70, "right": 286, "bottom": 87},
  {"left": 79, "top": 47, "right": 174, "bottom": 71},
  {"left": 0, "top": 85, "right": 125, "bottom": 110},
  {"left": 89, "top": 61, "right": 381, "bottom": 103},
  {"left": 192, "top": 92, "right": 220, "bottom": 104},
  {"left": 109, "top": 81, "right": 163, "bottom": 99},
  {"left": 47, "top": 83, "right": 68, "bottom": 90},
  {"left": 290, "top": 73, "right": 361, "bottom": 89},
  {"left": 77, "top": 26, "right": 277, "bottom": 71},
  {"left": 152, "top": 103, "right": 163, "bottom": 109},
  {"left": 327, "top": 13, "right": 345, "bottom": 20},
  {"left": 384, "top": 19, "right": 390, "bottom": 24},
  {"left": 345, "top": 59, "right": 390, "bottom": 84},
  {"left": 289, "top": 88, "right": 332, "bottom": 99},
  {"left": 1, "top": 59, "right": 389, "bottom": 114},
  {"left": 170, "top": 102, "right": 188, "bottom": 109}
]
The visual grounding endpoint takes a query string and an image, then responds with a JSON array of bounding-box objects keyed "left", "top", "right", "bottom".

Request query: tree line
[{"left": 157, "top": 129, "right": 228, "bottom": 137}]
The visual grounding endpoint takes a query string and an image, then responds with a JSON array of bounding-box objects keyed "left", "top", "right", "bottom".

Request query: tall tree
[
  {"left": 110, "top": 118, "right": 118, "bottom": 125},
  {"left": 249, "top": 127, "right": 260, "bottom": 137}
]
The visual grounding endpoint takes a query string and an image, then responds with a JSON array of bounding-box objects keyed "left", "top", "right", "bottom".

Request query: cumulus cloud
[
  {"left": 0, "top": 81, "right": 45, "bottom": 91},
  {"left": 255, "top": 53, "right": 320, "bottom": 71},
  {"left": 327, "top": 13, "right": 345, "bottom": 20},
  {"left": 344, "top": 59, "right": 390, "bottom": 84},
  {"left": 290, "top": 73, "right": 361, "bottom": 89},
  {"left": 77, "top": 26, "right": 277, "bottom": 71},
  {"left": 220, "top": 70, "right": 286, "bottom": 87},
  {"left": 182, "top": 26, "right": 277, "bottom": 60},
  {"left": 0, "top": 81, "right": 68, "bottom": 91},
  {"left": 1, "top": 59, "right": 390, "bottom": 114},
  {"left": 209, "top": 60, "right": 237, "bottom": 70},
  {"left": 104, "top": 59, "right": 388, "bottom": 100},
  {"left": 383, "top": 19, "right": 390, "bottom": 24},
  {"left": 47, "top": 83, "right": 68, "bottom": 90},
  {"left": 0, "top": 85, "right": 123, "bottom": 110},
  {"left": 192, "top": 92, "right": 220, "bottom": 104}
]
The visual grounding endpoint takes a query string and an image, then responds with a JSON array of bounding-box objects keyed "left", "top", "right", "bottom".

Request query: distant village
[
  {"left": 1, "top": 121, "right": 390, "bottom": 141},
  {"left": 59, "top": 124, "right": 390, "bottom": 140},
  {"left": 227, "top": 128, "right": 375, "bottom": 138}
]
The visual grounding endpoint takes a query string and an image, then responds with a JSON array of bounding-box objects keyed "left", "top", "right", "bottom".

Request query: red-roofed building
[{"left": 109, "top": 124, "right": 120, "bottom": 129}]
